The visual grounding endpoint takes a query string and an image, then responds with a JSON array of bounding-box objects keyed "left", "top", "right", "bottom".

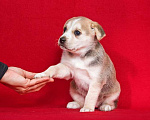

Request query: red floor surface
[{"left": 0, "top": 108, "right": 150, "bottom": 120}]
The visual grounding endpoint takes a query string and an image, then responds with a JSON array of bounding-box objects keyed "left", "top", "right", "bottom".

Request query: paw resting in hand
[
  {"left": 80, "top": 107, "right": 94, "bottom": 112},
  {"left": 34, "top": 73, "right": 47, "bottom": 78}
]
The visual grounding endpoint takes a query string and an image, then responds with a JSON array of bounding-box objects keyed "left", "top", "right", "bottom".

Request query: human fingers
[
  {"left": 26, "top": 84, "right": 46, "bottom": 94},
  {"left": 23, "top": 70, "right": 37, "bottom": 79},
  {"left": 16, "top": 78, "right": 54, "bottom": 94},
  {"left": 26, "top": 81, "right": 49, "bottom": 93},
  {"left": 15, "top": 81, "right": 49, "bottom": 94},
  {"left": 27, "top": 77, "right": 54, "bottom": 87}
]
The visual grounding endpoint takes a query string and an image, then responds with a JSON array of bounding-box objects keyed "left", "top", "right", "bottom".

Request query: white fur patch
[
  {"left": 67, "top": 101, "right": 80, "bottom": 109},
  {"left": 100, "top": 104, "right": 113, "bottom": 112},
  {"left": 80, "top": 107, "right": 94, "bottom": 112},
  {"left": 63, "top": 18, "right": 81, "bottom": 40},
  {"left": 34, "top": 73, "right": 46, "bottom": 78}
]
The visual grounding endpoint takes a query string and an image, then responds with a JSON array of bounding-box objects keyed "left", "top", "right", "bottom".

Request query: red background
[{"left": 0, "top": 0, "right": 150, "bottom": 119}]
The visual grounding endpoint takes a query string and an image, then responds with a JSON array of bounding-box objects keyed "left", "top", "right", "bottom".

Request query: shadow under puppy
[{"left": 35, "top": 16, "right": 121, "bottom": 112}]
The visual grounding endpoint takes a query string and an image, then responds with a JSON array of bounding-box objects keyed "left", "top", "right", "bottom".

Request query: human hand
[{"left": 0, "top": 67, "right": 54, "bottom": 94}]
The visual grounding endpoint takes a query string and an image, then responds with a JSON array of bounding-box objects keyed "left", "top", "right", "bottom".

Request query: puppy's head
[{"left": 58, "top": 16, "right": 106, "bottom": 53}]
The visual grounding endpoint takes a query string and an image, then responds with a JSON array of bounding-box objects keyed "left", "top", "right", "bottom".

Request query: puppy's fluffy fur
[{"left": 35, "top": 17, "right": 121, "bottom": 112}]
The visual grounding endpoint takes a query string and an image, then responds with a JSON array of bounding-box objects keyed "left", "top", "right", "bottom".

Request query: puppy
[{"left": 34, "top": 16, "right": 121, "bottom": 112}]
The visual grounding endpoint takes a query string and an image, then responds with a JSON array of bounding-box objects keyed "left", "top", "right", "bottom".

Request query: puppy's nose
[{"left": 59, "top": 36, "right": 66, "bottom": 44}]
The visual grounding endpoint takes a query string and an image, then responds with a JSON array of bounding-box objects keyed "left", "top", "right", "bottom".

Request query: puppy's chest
[
  {"left": 64, "top": 57, "right": 91, "bottom": 90},
  {"left": 70, "top": 57, "right": 87, "bottom": 69}
]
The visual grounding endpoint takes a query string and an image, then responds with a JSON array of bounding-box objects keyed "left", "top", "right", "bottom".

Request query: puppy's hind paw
[
  {"left": 80, "top": 107, "right": 94, "bottom": 112},
  {"left": 34, "top": 73, "right": 47, "bottom": 79},
  {"left": 67, "top": 101, "right": 81, "bottom": 109},
  {"left": 99, "top": 104, "right": 115, "bottom": 112}
]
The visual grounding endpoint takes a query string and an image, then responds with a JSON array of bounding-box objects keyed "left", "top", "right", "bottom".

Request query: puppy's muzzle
[{"left": 59, "top": 36, "right": 66, "bottom": 46}]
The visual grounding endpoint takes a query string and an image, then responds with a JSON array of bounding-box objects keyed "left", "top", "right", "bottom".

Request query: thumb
[{"left": 23, "top": 70, "right": 37, "bottom": 79}]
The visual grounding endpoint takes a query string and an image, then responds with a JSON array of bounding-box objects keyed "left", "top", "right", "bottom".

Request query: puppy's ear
[{"left": 91, "top": 22, "right": 106, "bottom": 41}]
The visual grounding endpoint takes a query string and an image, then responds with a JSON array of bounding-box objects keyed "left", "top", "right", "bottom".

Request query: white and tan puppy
[{"left": 34, "top": 16, "right": 121, "bottom": 112}]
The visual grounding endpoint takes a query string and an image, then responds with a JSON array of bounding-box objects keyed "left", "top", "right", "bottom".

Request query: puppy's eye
[
  {"left": 74, "top": 30, "right": 81, "bottom": 36},
  {"left": 64, "top": 27, "right": 67, "bottom": 33}
]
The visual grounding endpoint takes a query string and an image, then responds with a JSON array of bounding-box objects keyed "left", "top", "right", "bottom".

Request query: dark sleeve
[{"left": 0, "top": 62, "right": 8, "bottom": 80}]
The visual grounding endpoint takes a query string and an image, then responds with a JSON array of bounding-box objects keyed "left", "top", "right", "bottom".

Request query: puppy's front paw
[
  {"left": 34, "top": 73, "right": 47, "bottom": 78},
  {"left": 99, "top": 104, "right": 114, "bottom": 112},
  {"left": 67, "top": 101, "right": 81, "bottom": 109},
  {"left": 80, "top": 107, "right": 94, "bottom": 112}
]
